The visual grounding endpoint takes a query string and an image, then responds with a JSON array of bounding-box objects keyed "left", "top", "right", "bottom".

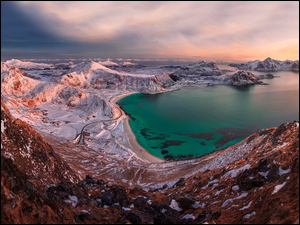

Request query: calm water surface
[{"left": 118, "top": 70, "right": 299, "bottom": 160}]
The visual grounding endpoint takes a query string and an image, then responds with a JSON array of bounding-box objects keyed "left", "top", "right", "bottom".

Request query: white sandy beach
[{"left": 111, "top": 92, "right": 165, "bottom": 163}]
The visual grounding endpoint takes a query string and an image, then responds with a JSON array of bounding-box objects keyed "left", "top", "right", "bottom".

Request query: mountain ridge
[{"left": 228, "top": 57, "right": 299, "bottom": 72}]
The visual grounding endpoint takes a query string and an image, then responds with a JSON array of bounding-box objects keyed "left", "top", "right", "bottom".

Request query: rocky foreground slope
[{"left": 1, "top": 97, "right": 299, "bottom": 224}]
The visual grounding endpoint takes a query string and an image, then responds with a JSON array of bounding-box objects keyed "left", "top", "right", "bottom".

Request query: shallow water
[{"left": 118, "top": 70, "right": 299, "bottom": 160}]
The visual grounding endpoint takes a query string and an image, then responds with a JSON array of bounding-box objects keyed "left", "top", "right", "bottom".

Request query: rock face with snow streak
[
  {"left": 172, "top": 61, "right": 223, "bottom": 77},
  {"left": 60, "top": 61, "right": 179, "bottom": 93},
  {"left": 229, "top": 57, "right": 299, "bottom": 72}
]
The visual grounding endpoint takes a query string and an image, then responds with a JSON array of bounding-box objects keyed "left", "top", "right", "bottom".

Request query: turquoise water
[{"left": 118, "top": 70, "right": 299, "bottom": 160}]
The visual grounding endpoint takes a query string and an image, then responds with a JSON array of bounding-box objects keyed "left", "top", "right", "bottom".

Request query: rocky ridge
[{"left": 228, "top": 57, "right": 299, "bottom": 72}]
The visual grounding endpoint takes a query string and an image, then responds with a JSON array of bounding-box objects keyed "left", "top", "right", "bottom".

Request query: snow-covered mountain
[
  {"left": 99, "top": 60, "right": 119, "bottom": 67},
  {"left": 4, "top": 58, "right": 55, "bottom": 70},
  {"left": 221, "top": 70, "right": 264, "bottom": 86},
  {"left": 60, "top": 61, "right": 179, "bottom": 93},
  {"left": 228, "top": 57, "right": 299, "bottom": 71}
]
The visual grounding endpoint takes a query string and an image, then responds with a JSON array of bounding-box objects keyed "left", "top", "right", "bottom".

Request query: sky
[{"left": 1, "top": 1, "right": 299, "bottom": 62}]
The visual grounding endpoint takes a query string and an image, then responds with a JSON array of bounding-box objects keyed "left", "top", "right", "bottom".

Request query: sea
[{"left": 117, "top": 65, "right": 299, "bottom": 161}]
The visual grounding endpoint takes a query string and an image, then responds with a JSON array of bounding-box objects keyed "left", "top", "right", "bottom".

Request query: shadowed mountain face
[{"left": 1, "top": 97, "right": 299, "bottom": 224}]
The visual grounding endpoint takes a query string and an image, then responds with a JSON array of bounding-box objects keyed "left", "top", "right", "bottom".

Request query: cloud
[{"left": 6, "top": 1, "right": 300, "bottom": 60}]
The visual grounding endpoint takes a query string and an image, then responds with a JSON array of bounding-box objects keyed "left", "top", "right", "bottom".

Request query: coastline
[{"left": 110, "top": 92, "right": 165, "bottom": 164}]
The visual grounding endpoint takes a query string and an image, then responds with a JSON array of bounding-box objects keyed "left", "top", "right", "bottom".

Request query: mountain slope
[{"left": 1, "top": 65, "right": 40, "bottom": 96}]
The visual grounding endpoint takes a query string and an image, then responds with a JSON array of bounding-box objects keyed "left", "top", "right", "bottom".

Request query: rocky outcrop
[{"left": 229, "top": 57, "right": 299, "bottom": 72}]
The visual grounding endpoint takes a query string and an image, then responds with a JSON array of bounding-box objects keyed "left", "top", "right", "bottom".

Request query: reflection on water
[
  {"left": 141, "top": 92, "right": 163, "bottom": 102},
  {"left": 229, "top": 85, "right": 255, "bottom": 92},
  {"left": 118, "top": 71, "right": 299, "bottom": 160}
]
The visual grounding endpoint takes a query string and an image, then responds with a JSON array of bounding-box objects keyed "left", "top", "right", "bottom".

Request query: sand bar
[{"left": 110, "top": 92, "right": 165, "bottom": 163}]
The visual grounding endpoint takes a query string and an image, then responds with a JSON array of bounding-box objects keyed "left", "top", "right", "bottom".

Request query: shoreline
[{"left": 110, "top": 92, "right": 165, "bottom": 164}]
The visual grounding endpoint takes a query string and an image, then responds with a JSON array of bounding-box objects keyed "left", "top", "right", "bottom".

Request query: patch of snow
[
  {"left": 221, "top": 164, "right": 251, "bottom": 178},
  {"left": 243, "top": 211, "right": 256, "bottom": 219},
  {"left": 169, "top": 199, "right": 182, "bottom": 211},
  {"left": 211, "top": 200, "right": 221, "bottom": 205},
  {"left": 258, "top": 171, "right": 269, "bottom": 178},
  {"left": 272, "top": 181, "right": 287, "bottom": 195},
  {"left": 192, "top": 202, "right": 205, "bottom": 208},
  {"left": 221, "top": 199, "right": 233, "bottom": 207},
  {"left": 278, "top": 167, "right": 290, "bottom": 175},
  {"left": 203, "top": 195, "right": 210, "bottom": 199},
  {"left": 1, "top": 120, "right": 6, "bottom": 132},
  {"left": 65, "top": 195, "right": 78, "bottom": 207},
  {"left": 122, "top": 207, "right": 131, "bottom": 211},
  {"left": 232, "top": 185, "right": 239, "bottom": 191},
  {"left": 81, "top": 210, "right": 90, "bottom": 214},
  {"left": 270, "top": 142, "right": 288, "bottom": 152},
  {"left": 236, "top": 192, "right": 248, "bottom": 199},
  {"left": 161, "top": 208, "right": 167, "bottom": 213},
  {"left": 201, "top": 179, "right": 218, "bottom": 189},
  {"left": 215, "top": 189, "right": 224, "bottom": 195},
  {"left": 182, "top": 214, "right": 195, "bottom": 220},
  {"left": 240, "top": 201, "right": 252, "bottom": 210}
]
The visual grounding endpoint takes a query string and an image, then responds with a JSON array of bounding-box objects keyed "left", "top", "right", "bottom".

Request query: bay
[{"left": 118, "top": 70, "right": 299, "bottom": 160}]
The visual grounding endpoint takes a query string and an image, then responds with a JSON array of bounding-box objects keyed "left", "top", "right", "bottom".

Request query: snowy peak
[
  {"left": 99, "top": 60, "right": 119, "bottom": 67},
  {"left": 66, "top": 60, "right": 120, "bottom": 75},
  {"left": 229, "top": 57, "right": 299, "bottom": 71}
]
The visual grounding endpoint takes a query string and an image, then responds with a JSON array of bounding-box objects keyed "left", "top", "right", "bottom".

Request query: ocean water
[{"left": 118, "top": 70, "right": 299, "bottom": 160}]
